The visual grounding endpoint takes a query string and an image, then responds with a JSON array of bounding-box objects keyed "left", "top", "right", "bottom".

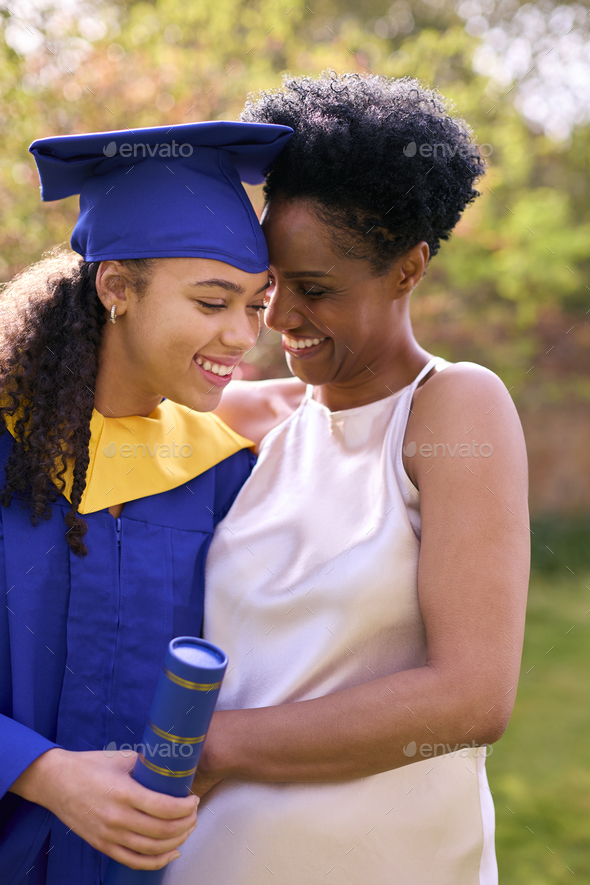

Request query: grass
[{"left": 489, "top": 518, "right": 590, "bottom": 883}]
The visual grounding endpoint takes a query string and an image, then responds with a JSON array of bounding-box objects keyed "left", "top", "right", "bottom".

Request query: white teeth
[
  {"left": 284, "top": 335, "right": 326, "bottom": 350},
  {"left": 195, "top": 356, "right": 234, "bottom": 376}
]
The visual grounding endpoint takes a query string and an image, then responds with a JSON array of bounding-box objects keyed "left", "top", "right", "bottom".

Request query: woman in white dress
[{"left": 164, "top": 73, "right": 529, "bottom": 885}]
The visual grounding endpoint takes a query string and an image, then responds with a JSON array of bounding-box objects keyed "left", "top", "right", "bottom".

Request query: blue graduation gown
[{"left": 0, "top": 429, "right": 254, "bottom": 885}]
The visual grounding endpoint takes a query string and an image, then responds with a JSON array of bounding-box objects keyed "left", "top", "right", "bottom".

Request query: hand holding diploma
[
  {"left": 9, "top": 636, "right": 225, "bottom": 876},
  {"left": 9, "top": 747, "right": 198, "bottom": 870},
  {"left": 103, "top": 636, "right": 228, "bottom": 884}
]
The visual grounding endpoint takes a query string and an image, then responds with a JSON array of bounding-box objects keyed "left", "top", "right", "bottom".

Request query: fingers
[
  {"left": 107, "top": 844, "right": 184, "bottom": 871},
  {"left": 127, "top": 779, "right": 200, "bottom": 821},
  {"left": 116, "top": 805, "right": 198, "bottom": 843},
  {"left": 48, "top": 750, "right": 201, "bottom": 865},
  {"left": 109, "top": 752, "right": 200, "bottom": 822},
  {"left": 111, "top": 818, "right": 198, "bottom": 858}
]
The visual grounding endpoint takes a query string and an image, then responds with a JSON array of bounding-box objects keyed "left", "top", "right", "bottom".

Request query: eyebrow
[
  {"left": 282, "top": 271, "right": 333, "bottom": 279},
  {"left": 190, "top": 278, "right": 271, "bottom": 295}
]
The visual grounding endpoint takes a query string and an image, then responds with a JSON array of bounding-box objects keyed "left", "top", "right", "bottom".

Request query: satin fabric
[
  {"left": 0, "top": 428, "right": 255, "bottom": 885},
  {"left": 165, "top": 357, "right": 498, "bottom": 885}
]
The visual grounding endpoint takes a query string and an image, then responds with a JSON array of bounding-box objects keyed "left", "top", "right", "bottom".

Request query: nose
[
  {"left": 219, "top": 305, "right": 259, "bottom": 353},
  {"left": 265, "top": 282, "right": 305, "bottom": 333}
]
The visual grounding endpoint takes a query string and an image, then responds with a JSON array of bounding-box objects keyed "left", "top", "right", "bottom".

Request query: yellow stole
[{"left": 2, "top": 398, "right": 253, "bottom": 514}]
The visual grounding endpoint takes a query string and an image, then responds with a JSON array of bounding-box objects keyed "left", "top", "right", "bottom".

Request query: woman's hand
[{"left": 9, "top": 747, "right": 199, "bottom": 870}]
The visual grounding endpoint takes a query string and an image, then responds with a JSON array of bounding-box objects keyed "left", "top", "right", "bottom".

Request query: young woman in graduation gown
[
  {"left": 0, "top": 119, "right": 291, "bottom": 885},
  {"left": 162, "top": 76, "right": 530, "bottom": 885}
]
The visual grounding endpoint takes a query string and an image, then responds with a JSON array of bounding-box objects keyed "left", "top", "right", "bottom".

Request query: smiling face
[
  {"left": 261, "top": 198, "right": 430, "bottom": 407},
  {"left": 94, "top": 257, "right": 269, "bottom": 417}
]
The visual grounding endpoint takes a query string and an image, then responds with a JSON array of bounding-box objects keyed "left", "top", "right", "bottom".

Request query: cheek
[
  {"left": 123, "top": 312, "right": 160, "bottom": 363},
  {"left": 333, "top": 303, "right": 382, "bottom": 348},
  {"left": 159, "top": 311, "right": 215, "bottom": 356},
  {"left": 129, "top": 311, "right": 203, "bottom": 369},
  {"left": 250, "top": 312, "right": 263, "bottom": 338},
  {"left": 317, "top": 308, "right": 359, "bottom": 348}
]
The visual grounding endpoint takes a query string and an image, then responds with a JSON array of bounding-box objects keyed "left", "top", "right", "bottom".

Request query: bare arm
[
  {"left": 195, "top": 363, "right": 529, "bottom": 790},
  {"left": 214, "top": 377, "right": 306, "bottom": 450}
]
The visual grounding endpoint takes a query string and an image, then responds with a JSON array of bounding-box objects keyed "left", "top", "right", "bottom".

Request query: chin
[
  {"left": 287, "top": 360, "right": 330, "bottom": 387},
  {"left": 165, "top": 388, "right": 222, "bottom": 413}
]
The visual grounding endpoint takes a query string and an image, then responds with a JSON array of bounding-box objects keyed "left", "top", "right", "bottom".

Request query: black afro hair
[{"left": 241, "top": 71, "right": 486, "bottom": 275}]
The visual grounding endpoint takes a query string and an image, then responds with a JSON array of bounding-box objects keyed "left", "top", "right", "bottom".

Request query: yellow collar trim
[{"left": 2, "top": 398, "right": 253, "bottom": 515}]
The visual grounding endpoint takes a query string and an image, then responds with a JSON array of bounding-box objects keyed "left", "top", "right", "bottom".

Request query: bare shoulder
[
  {"left": 214, "top": 377, "right": 307, "bottom": 449},
  {"left": 412, "top": 360, "right": 518, "bottom": 418},
  {"left": 405, "top": 361, "right": 527, "bottom": 489}
]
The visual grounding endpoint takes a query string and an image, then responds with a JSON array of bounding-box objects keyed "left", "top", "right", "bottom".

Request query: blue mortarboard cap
[{"left": 29, "top": 121, "right": 293, "bottom": 273}]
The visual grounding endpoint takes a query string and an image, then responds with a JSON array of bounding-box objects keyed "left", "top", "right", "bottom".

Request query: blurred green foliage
[
  {"left": 1, "top": 0, "right": 588, "bottom": 404},
  {"left": 531, "top": 515, "right": 590, "bottom": 575},
  {"left": 489, "top": 568, "right": 590, "bottom": 883}
]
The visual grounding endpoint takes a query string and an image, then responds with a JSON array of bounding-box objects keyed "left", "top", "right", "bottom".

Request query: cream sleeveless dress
[{"left": 164, "top": 355, "right": 497, "bottom": 885}]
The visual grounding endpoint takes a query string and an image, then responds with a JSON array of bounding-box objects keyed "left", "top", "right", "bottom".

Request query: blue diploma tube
[{"left": 103, "top": 636, "right": 228, "bottom": 885}]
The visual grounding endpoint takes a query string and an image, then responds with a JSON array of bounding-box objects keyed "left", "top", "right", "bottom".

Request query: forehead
[{"left": 262, "top": 199, "right": 336, "bottom": 265}]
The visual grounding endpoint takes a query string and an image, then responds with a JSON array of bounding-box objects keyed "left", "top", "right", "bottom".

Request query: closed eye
[
  {"left": 195, "top": 301, "right": 267, "bottom": 311},
  {"left": 301, "top": 286, "right": 326, "bottom": 298},
  {"left": 196, "top": 301, "right": 226, "bottom": 310}
]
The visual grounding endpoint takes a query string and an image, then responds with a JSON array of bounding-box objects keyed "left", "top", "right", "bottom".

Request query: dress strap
[
  {"left": 410, "top": 356, "right": 444, "bottom": 391},
  {"left": 392, "top": 355, "right": 450, "bottom": 497},
  {"left": 302, "top": 383, "right": 315, "bottom": 403}
]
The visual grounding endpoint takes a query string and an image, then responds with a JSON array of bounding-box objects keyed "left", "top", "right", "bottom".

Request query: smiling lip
[
  {"left": 193, "top": 354, "right": 240, "bottom": 387},
  {"left": 282, "top": 334, "right": 329, "bottom": 358}
]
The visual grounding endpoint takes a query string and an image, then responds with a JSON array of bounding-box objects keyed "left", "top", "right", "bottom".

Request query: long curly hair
[
  {"left": 241, "top": 71, "right": 486, "bottom": 274},
  {"left": 0, "top": 247, "right": 156, "bottom": 557}
]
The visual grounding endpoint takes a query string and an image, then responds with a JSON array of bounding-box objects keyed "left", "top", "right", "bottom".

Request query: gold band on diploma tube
[
  {"left": 138, "top": 754, "right": 198, "bottom": 778},
  {"left": 163, "top": 665, "right": 221, "bottom": 692},
  {"left": 148, "top": 720, "right": 206, "bottom": 744}
]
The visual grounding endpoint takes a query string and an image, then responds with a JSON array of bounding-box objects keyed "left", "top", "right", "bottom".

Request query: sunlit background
[{"left": 1, "top": 0, "right": 589, "bottom": 880}]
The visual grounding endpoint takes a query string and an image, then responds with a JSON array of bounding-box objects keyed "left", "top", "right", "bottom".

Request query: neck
[
  {"left": 93, "top": 333, "right": 163, "bottom": 419},
  {"left": 313, "top": 322, "right": 431, "bottom": 413}
]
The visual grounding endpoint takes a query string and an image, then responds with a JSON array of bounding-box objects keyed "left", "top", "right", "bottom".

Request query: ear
[
  {"left": 95, "top": 261, "right": 130, "bottom": 317},
  {"left": 393, "top": 241, "right": 430, "bottom": 299}
]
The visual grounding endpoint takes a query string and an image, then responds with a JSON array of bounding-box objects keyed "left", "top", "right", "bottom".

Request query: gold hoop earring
[{"left": 110, "top": 305, "right": 117, "bottom": 324}]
